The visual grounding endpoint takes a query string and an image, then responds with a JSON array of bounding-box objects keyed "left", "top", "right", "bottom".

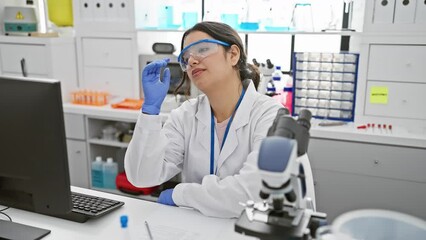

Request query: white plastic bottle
[
  {"left": 272, "top": 66, "right": 285, "bottom": 95},
  {"left": 103, "top": 157, "right": 118, "bottom": 189},
  {"left": 91, "top": 156, "right": 104, "bottom": 188}
]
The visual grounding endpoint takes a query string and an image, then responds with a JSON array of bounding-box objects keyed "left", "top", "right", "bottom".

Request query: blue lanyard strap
[{"left": 210, "top": 87, "right": 246, "bottom": 175}]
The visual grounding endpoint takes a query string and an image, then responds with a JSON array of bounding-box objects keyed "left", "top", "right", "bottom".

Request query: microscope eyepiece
[{"left": 297, "top": 109, "right": 312, "bottom": 131}]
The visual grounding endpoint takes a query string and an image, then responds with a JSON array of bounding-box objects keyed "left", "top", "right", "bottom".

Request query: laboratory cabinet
[
  {"left": 64, "top": 113, "right": 89, "bottom": 188},
  {"left": 73, "top": 0, "right": 140, "bottom": 99},
  {"left": 364, "top": 0, "right": 426, "bottom": 32},
  {"left": 355, "top": 39, "right": 426, "bottom": 132},
  {"left": 308, "top": 137, "right": 426, "bottom": 221},
  {"left": 63, "top": 104, "right": 169, "bottom": 201},
  {"left": 355, "top": 0, "right": 426, "bottom": 132},
  {"left": 0, "top": 36, "right": 78, "bottom": 102}
]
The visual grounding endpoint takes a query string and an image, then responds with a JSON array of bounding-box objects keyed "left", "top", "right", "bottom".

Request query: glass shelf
[{"left": 137, "top": 28, "right": 360, "bottom": 36}]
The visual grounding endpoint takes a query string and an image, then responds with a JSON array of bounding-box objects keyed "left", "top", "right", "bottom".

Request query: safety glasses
[{"left": 178, "top": 39, "right": 230, "bottom": 72}]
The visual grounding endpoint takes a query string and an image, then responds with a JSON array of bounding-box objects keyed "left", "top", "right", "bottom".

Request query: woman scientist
[{"left": 125, "top": 21, "right": 282, "bottom": 218}]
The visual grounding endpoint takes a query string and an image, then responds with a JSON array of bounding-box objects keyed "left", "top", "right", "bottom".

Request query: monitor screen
[{"left": 0, "top": 76, "right": 72, "bottom": 216}]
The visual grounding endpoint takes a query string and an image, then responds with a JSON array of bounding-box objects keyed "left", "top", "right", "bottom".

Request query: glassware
[{"left": 291, "top": 2, "right": 314, "bottom": 31}]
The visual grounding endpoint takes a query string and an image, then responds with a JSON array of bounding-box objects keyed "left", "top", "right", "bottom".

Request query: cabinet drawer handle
[
  {"left": 75, "top": 150, "right": 81, "bottom": 154},
  {"left": 20, "top": 58, "right": 27, "bottom": 77},
  {"left": 374, "top": 160, "right": 379, "bottom": 165}
]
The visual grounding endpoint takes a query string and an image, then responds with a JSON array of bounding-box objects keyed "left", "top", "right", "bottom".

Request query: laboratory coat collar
[{"left": 195, "top": 80, "right": 257, "bottom": 170}]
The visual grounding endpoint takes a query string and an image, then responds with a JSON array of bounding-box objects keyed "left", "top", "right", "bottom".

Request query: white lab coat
[{"left": 125, "top": 80, "right": 282, "bottom": 218}]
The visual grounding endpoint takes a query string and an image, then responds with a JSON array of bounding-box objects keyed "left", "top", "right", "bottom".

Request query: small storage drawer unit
[
  {"left": 367, "top": 44, "right": 426, "bottom": 83},
  {"left": 293, "top": 52, "right": 359, "bottom": 121},
  {"left": 0, "top": 43, "right": 48, "bottom": 76},
  {"left": 82, "top": 38, "right": 133, "bottom": 68}
]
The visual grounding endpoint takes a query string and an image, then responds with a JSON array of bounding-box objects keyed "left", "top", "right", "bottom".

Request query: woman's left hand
[{"left": 157, "top": 188, "right": 176, "bottom": 206}]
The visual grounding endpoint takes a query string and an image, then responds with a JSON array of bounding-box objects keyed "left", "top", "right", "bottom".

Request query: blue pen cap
[{"left": 120, "top": 215, "right": 128, "bottom": 228}]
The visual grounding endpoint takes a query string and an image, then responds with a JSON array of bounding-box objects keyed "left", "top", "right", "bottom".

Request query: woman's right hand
[{"left": 141, "top": 59, "right": 171, "bottom": 115}]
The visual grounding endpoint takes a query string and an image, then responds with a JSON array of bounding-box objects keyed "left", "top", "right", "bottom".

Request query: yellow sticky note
[{"left": 370, "top": 86, "right": 388, "bottom": 104}]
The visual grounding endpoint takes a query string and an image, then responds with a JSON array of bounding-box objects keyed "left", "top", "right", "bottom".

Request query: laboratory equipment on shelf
[
  {"left": 219, "top": 0, "right": 241, "bottom": 29},
  {"left": 92, "top": 156, "right": 104, "bottom": 188},
  {"left": 254, "top": 58, "right": 275, "bottom": 95},
  {"left": 181, "top": 0, "right": 199, "bottom": 29},
  {"left": 71, "top": 89, "right": 110, "bottom": 106},
  {"left": 3, "top": 6, "right": 37, "bottom": 36},
  {"left": 235, "top": 108, "right": 327, "bottom": 239},
  {"left": 291, "top": 2, "right": 314, "bottom": 32},
  {"left": 292, "top": 52, "right": 359, "bottom": 121},
  {"left": 158, "top": 0, "right": 181, "bottom": 29},
  {"left": 103, "top": 157, "right": 118, "bottom": 189},
  {"left": 46, "top": 0, "right": 73, "bottom": 27},
  {"left": 239, "top": 0, "right": 261, "bottom": 31},
  {"left": 262, "top": 0, "right": 293, "bottom": 31}
]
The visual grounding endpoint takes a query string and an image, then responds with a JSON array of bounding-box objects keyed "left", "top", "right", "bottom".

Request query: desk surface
[{"left": 3, "top": 187, "right": 254, "bottom": 240}]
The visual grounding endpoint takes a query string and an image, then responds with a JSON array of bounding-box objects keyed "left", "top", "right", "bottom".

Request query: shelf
[
  {"left": 137, "top": 28, "right": 360, "bottom": 36},
  {"left": 88, "top": 138, "right": 129, "bottom": 148}
]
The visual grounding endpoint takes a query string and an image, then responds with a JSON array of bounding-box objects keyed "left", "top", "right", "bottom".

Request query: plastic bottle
[
  {"left": 272, "top": 66, "right": 285, "bottom": 96},
  {"left": 283, "top": 86, "right": 293, "bottom": 114},
  {"left": 265, "top": 80, "right": 276, "bottom": 97},
  {"left": 282, "top": 74, "right": 294, "bottom": 114},
  {"left": 120, "top": 215, "right": 132, "bottom": 240},
  {"left": 91, "top": 156, "right": 104, "bottom": 188},
  {"left": 103, "top": 157, "right": 118, "bottom": 189},
  {"left": 182, "top": 0, "right": 198, "bottom": 29}
]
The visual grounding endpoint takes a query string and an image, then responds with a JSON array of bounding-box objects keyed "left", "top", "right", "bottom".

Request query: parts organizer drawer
[
  {"left": 365, "top": 81, "right": 426, "bottom": 120},
  {"left": 0, "top": 43, "right": 48, "bottom": 76},
  {"left": 368, "top": 44, "right": 426, "bottom": 83},
  {"left": 82, "top": 38, "right": 133, "bottom": 68},
  {"left": 293, "top": 52, "right": 359, "bottom": 121}
]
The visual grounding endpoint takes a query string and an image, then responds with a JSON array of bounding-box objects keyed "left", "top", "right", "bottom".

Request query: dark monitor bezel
[{"left": 0, "top": 76, "right": 72, "bottom": 215}]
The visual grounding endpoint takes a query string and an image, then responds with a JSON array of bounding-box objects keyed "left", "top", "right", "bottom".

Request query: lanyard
[{"left": 210, "top": 88, "right": 246, "bottom": 175}]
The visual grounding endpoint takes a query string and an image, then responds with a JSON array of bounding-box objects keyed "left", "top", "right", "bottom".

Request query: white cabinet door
[
  {"left": 64, "top": 113, "right": 86, "bottom": 140},
  {"left": 394, "top": 0, "right": 416, "bottom": 24},
  {"left": 82, "top": 37, "right": 133, "bottom": 68},
  {"left": 0, "top": 43, "right": 48, "bottom": 76},
  {"left": 364, "top": 81, "right": 426, "bottom": 120},
  {"left": 368, "top": 44, "right": 426, "bottom": 83},
  {"left": 67, "top": 139, "right": 89, "bottom": 188},
  {"left": 372, "top": 0, "right": 395, "bottom": 24}
]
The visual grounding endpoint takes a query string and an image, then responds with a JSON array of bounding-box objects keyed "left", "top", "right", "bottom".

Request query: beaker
[{"left": 291, "top": 3, "right": 314, "bottom": 32}]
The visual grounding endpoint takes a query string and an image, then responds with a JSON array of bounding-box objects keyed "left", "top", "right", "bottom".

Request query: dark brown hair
[{"left": 174, "top": 21, "right": 260, "bottom": 95}]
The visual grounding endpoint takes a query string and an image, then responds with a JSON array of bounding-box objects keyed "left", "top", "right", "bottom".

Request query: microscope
[{"left": 235, "top": 108, "right": 327, "bottom": 240}]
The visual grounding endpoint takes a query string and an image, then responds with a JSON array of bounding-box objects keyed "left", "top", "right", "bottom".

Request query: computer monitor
[{"left": 0, "top": 76, "right": 72, "bottom": 238}]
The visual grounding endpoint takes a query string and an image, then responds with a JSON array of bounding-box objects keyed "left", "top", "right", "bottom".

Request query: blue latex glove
[
  {"left": 157, "top": 188, "right": 176, "bottom": 206},
  {"left": 141, "top": 59, "right": 171, "bottom": 115}
]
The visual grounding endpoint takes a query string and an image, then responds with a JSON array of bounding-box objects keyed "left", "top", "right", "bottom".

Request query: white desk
[{"left": 3, "top": 187, "right": 254, "bottom": 240}]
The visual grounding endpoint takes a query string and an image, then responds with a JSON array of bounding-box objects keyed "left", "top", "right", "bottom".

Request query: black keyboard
[{"left": 51, "top": 192, "right": 124, "bottom": 223}]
